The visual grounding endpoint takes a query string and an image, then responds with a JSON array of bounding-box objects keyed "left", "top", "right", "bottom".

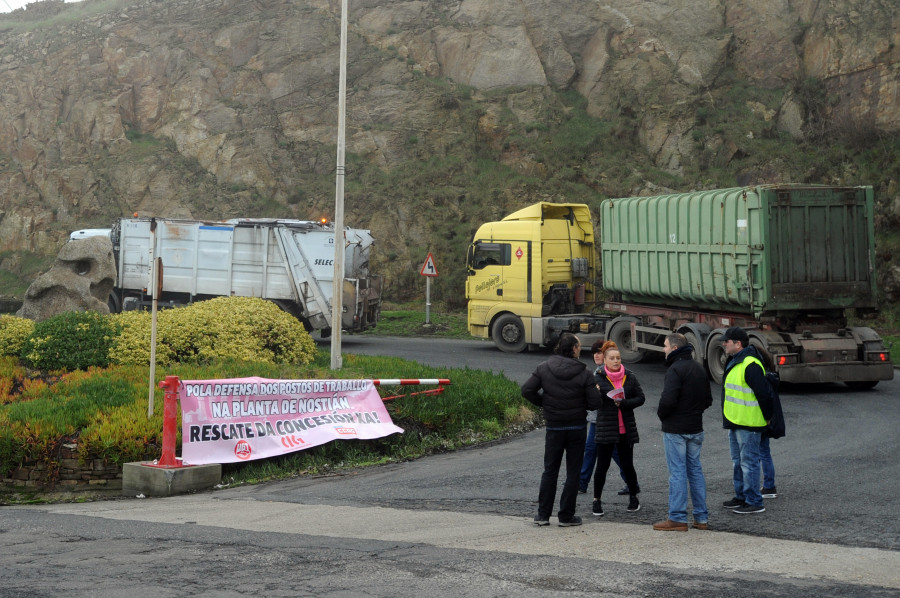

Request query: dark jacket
[
  {"left": 657, "top": 346, "right": 713, "bottom": 434},
  {"left": 721, "top": 345, "right": 776, "bottom": 431},
  {"left": 593, "top": 366, "right": 645, "bottom": 444},
  {"left": 521, "top": 355, "right": 602, "bottom": 428}
]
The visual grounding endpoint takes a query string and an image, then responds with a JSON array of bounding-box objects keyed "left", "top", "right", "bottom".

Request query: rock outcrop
[{"left": 0, "top": 0, "right": 897, "bottom": 298}]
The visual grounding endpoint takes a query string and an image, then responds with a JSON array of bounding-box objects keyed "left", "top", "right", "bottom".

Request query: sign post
[
  {"left": 420, "top": 253, "right": 438, "bottom": 324},
  {"left": 148, "top": 256, "right": 163, "bottom": 418}
]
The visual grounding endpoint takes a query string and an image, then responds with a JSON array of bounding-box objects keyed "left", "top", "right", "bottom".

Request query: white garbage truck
[{"left": 102, "top": 217, "right": 382, "bottom": 334}]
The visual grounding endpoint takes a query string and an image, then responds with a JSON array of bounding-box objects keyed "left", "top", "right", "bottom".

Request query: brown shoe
[
  {"left": 652, "top": 519, "right": 688, "bottom": 532},
  {"left": 692, "top": 522, "right": 709, "bottom": 530}
]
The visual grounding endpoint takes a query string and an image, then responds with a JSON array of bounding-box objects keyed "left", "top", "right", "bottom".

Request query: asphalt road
[
  {"left": 1, "top": 336, "right": 898, "bottom": 597},
  {"left": 338, "top": 336, "right": 900, "bottom": 549}
]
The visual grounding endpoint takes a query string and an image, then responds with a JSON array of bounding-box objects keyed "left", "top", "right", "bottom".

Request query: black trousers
[
  {"left": 593, "top": 435, "right": 639, "bottom": 499},
  {"left": 538, "top": 427, "right": 587, "bottom": 521}
]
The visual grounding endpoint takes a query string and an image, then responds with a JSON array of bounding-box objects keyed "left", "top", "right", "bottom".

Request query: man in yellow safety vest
[{"left": 720, "top": 327, "right": 775, "bottom": 514}]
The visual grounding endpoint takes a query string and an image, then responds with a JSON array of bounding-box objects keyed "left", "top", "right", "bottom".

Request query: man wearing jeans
[
  {"left": 653, "top": 333, "right": 713, "bottom": 531},
  {"left": 521, "top": 333, "right": 602, "bottom": 527},
  {"left": 720, "top": 327, "right": 775, "bottom": 515}
]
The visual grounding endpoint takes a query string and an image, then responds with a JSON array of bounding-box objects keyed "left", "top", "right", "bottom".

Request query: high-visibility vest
[{"left": 723, "top": 356, "right": 767, "bottom": 427}]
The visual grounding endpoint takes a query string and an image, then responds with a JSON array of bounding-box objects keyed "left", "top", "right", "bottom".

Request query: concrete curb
[{"left": 37, "top": 495, "right": 900, "bottom": 590}]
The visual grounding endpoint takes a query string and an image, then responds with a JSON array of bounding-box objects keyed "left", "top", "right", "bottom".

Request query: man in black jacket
[
  {"left": 522, "top": 333, "right": 602, "bottom": 527},
  {"left": 652, "top": 333, "right": 713, "bottom": 532}
]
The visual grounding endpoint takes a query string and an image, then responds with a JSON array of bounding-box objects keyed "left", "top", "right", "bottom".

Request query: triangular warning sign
[{"left": 420, "top": 253, "right": 438, "bottom": 277}]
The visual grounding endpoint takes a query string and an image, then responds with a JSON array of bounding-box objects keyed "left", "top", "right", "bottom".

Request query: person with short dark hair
[
  {"left": 653, "top": 333, "right": 713, "bottom": 531},
  {"left": 521, "top": 333, "right": 602, "bottom": 527},
  {"left": 720, "top": 327, "right": 775, "bottom": 514}
]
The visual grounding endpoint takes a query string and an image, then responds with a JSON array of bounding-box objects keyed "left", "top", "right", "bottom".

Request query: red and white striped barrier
[
  {"left": 373, "top": 379, "right": 451, "bottom": 401},
  {"left": 374, "top": 379, "right": 451, "bottom": 386}
]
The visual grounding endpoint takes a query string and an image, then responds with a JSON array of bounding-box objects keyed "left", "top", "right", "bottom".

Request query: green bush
[
  {"left": 109, "top": 297, "right": 317, "bottom": 366},
  {"left": 19, "top": 311, "right": 118, "bottom": 371},
  {"left": 109, "top": 310, "right": 176, "bottom": 366},
  {"left": 0, "top": 315, "right": 35, "bottom": 357}
]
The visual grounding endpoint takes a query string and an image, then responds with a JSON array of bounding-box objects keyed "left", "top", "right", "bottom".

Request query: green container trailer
[
  {"left": 598, "top": 185, "right": 892, "bottom": 386},
  {"left": 600, "top": 185, "right": 877, "bottom": 316}
]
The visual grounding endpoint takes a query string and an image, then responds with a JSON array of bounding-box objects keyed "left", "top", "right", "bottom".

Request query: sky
[{"left": 0, "top": 0, "right": 80, "bottom": 13}]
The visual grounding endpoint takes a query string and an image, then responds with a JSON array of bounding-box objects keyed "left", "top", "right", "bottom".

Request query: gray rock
[
  {"left": 777, "top": 95, "right": 805, "bottom": 139},
  {"left": 17, "top": 236, "right": 117, "bottom": 322},
  {"left": 433, "top": 25, "right": 547, "bottom": 89},
  {"left": 882, "top": 265, "right": 900, "bottom": 302}
]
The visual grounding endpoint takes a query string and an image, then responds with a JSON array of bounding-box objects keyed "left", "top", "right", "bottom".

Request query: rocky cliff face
[{"left": 0, "top": 0, "right": 898, "bottom": 300}]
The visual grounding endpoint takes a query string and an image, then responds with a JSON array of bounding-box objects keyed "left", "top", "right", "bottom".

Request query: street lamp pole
[{"left": 330, "top": 0, "right": 348, "bottom": 370}]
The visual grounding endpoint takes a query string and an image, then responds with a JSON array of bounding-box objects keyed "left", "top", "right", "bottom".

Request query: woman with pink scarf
[{"left": 591, "top": 340, "right": 645, "bottom": 517}]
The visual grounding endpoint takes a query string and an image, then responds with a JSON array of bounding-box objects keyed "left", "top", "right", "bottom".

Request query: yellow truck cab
[{"left": 465, "top": 202, "right": 603, "bottom": 352}]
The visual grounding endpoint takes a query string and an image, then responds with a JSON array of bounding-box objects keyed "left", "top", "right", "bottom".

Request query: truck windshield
[{"left": 469, "top": 242, "right": 511, "bottom": 270}]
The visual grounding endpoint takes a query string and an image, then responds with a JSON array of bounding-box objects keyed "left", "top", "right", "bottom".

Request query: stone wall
[{"left": 1, "top": 442, "right": 123, "bottom": 493}]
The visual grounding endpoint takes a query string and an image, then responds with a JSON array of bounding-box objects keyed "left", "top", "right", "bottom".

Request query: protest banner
[{"left": 179, "top": 377, "right": 404, "bottom": 465}]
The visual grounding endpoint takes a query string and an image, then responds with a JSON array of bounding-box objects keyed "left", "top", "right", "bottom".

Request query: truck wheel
[
  {"left": 706, "top": 330, "right": 727, "bottom": 384},
  {"left": 107, "top": 293, "right": 121, "bottom": 314},
  {"left": 845, "top": 380, "right": 878, "bottom": 390},
  {"left": 273, "top": 300, "right": 310, "bottom": 330},
  {"left": 683, "top": 331, "right": 705, "bottom": 369},
  {"left": 492, "top": 314, "right": 527, "bottom": 353},
  {"left": 607, "top": 320, "right": 646, "bottom": 363}
]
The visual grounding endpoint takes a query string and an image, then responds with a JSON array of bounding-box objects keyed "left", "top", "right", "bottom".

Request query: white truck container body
[{"left": 109, "top": 217, "right": 382, "bottom": 333}]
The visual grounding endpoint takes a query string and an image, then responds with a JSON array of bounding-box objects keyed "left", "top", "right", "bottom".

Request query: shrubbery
[
  {"left": 0, "top": 356, "right": 25, "bottom": 404},
  {"left": 19, "top": 311, "right": 117, "bottom": 371},
  {"left": 4, "top": 297, "right": 317, "bottom": 372},
  {"left": 0, "top": 315, "right": 35, "bottom": 357},
  {"left": 109, "top": 297, "right": 317, "bottom": 366}
]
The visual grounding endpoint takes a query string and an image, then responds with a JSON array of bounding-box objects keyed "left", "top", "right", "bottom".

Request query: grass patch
[
  {"left": 123, "top": 129, "right": 165, "bottom": 159},
  {"left": 0, "top": 251, "right": 56, "bottom": 299},
  {"left": 366, "top": 308, "right": 468, "bottom": 338},
  {"left": 0, "top": 0, "right": 139, "bottom": 31},
  {"left": 858, "top": 304, "right": 900, "bottom": 366},
  {"left": 881, "top": 334, "right": 900, "bottom": 366}
]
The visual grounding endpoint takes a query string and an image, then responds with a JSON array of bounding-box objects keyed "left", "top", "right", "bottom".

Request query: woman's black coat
[{"left": 593, "top": 366, "right": 645, "bottom": 445}]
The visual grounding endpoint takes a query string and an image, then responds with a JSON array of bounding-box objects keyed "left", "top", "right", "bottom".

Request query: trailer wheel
[
  {"left": 607, "top": 320, "right": 646, "bottom": 363},
  {"left": 492, "top": 314, "right": 527, "bottom": 353},
  {"left": 706, "top": 330, "right": 727, "bottom": 384},
  {"left": 845, "top": 380, "right": 878, "bottom": 390},
  {"left": 748, "top": 333, "right": 775, "bottom": 371},
  {"left": 683, "top": 331, "right": 705, "bottom": 369}
]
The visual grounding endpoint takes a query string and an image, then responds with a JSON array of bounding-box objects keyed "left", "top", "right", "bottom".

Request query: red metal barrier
[
  {"left": 146, "top": 375, "right": 183, "bottom": 468},
  {"left": 374, "top": 378, "right": 451, "bottom": 401}
]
